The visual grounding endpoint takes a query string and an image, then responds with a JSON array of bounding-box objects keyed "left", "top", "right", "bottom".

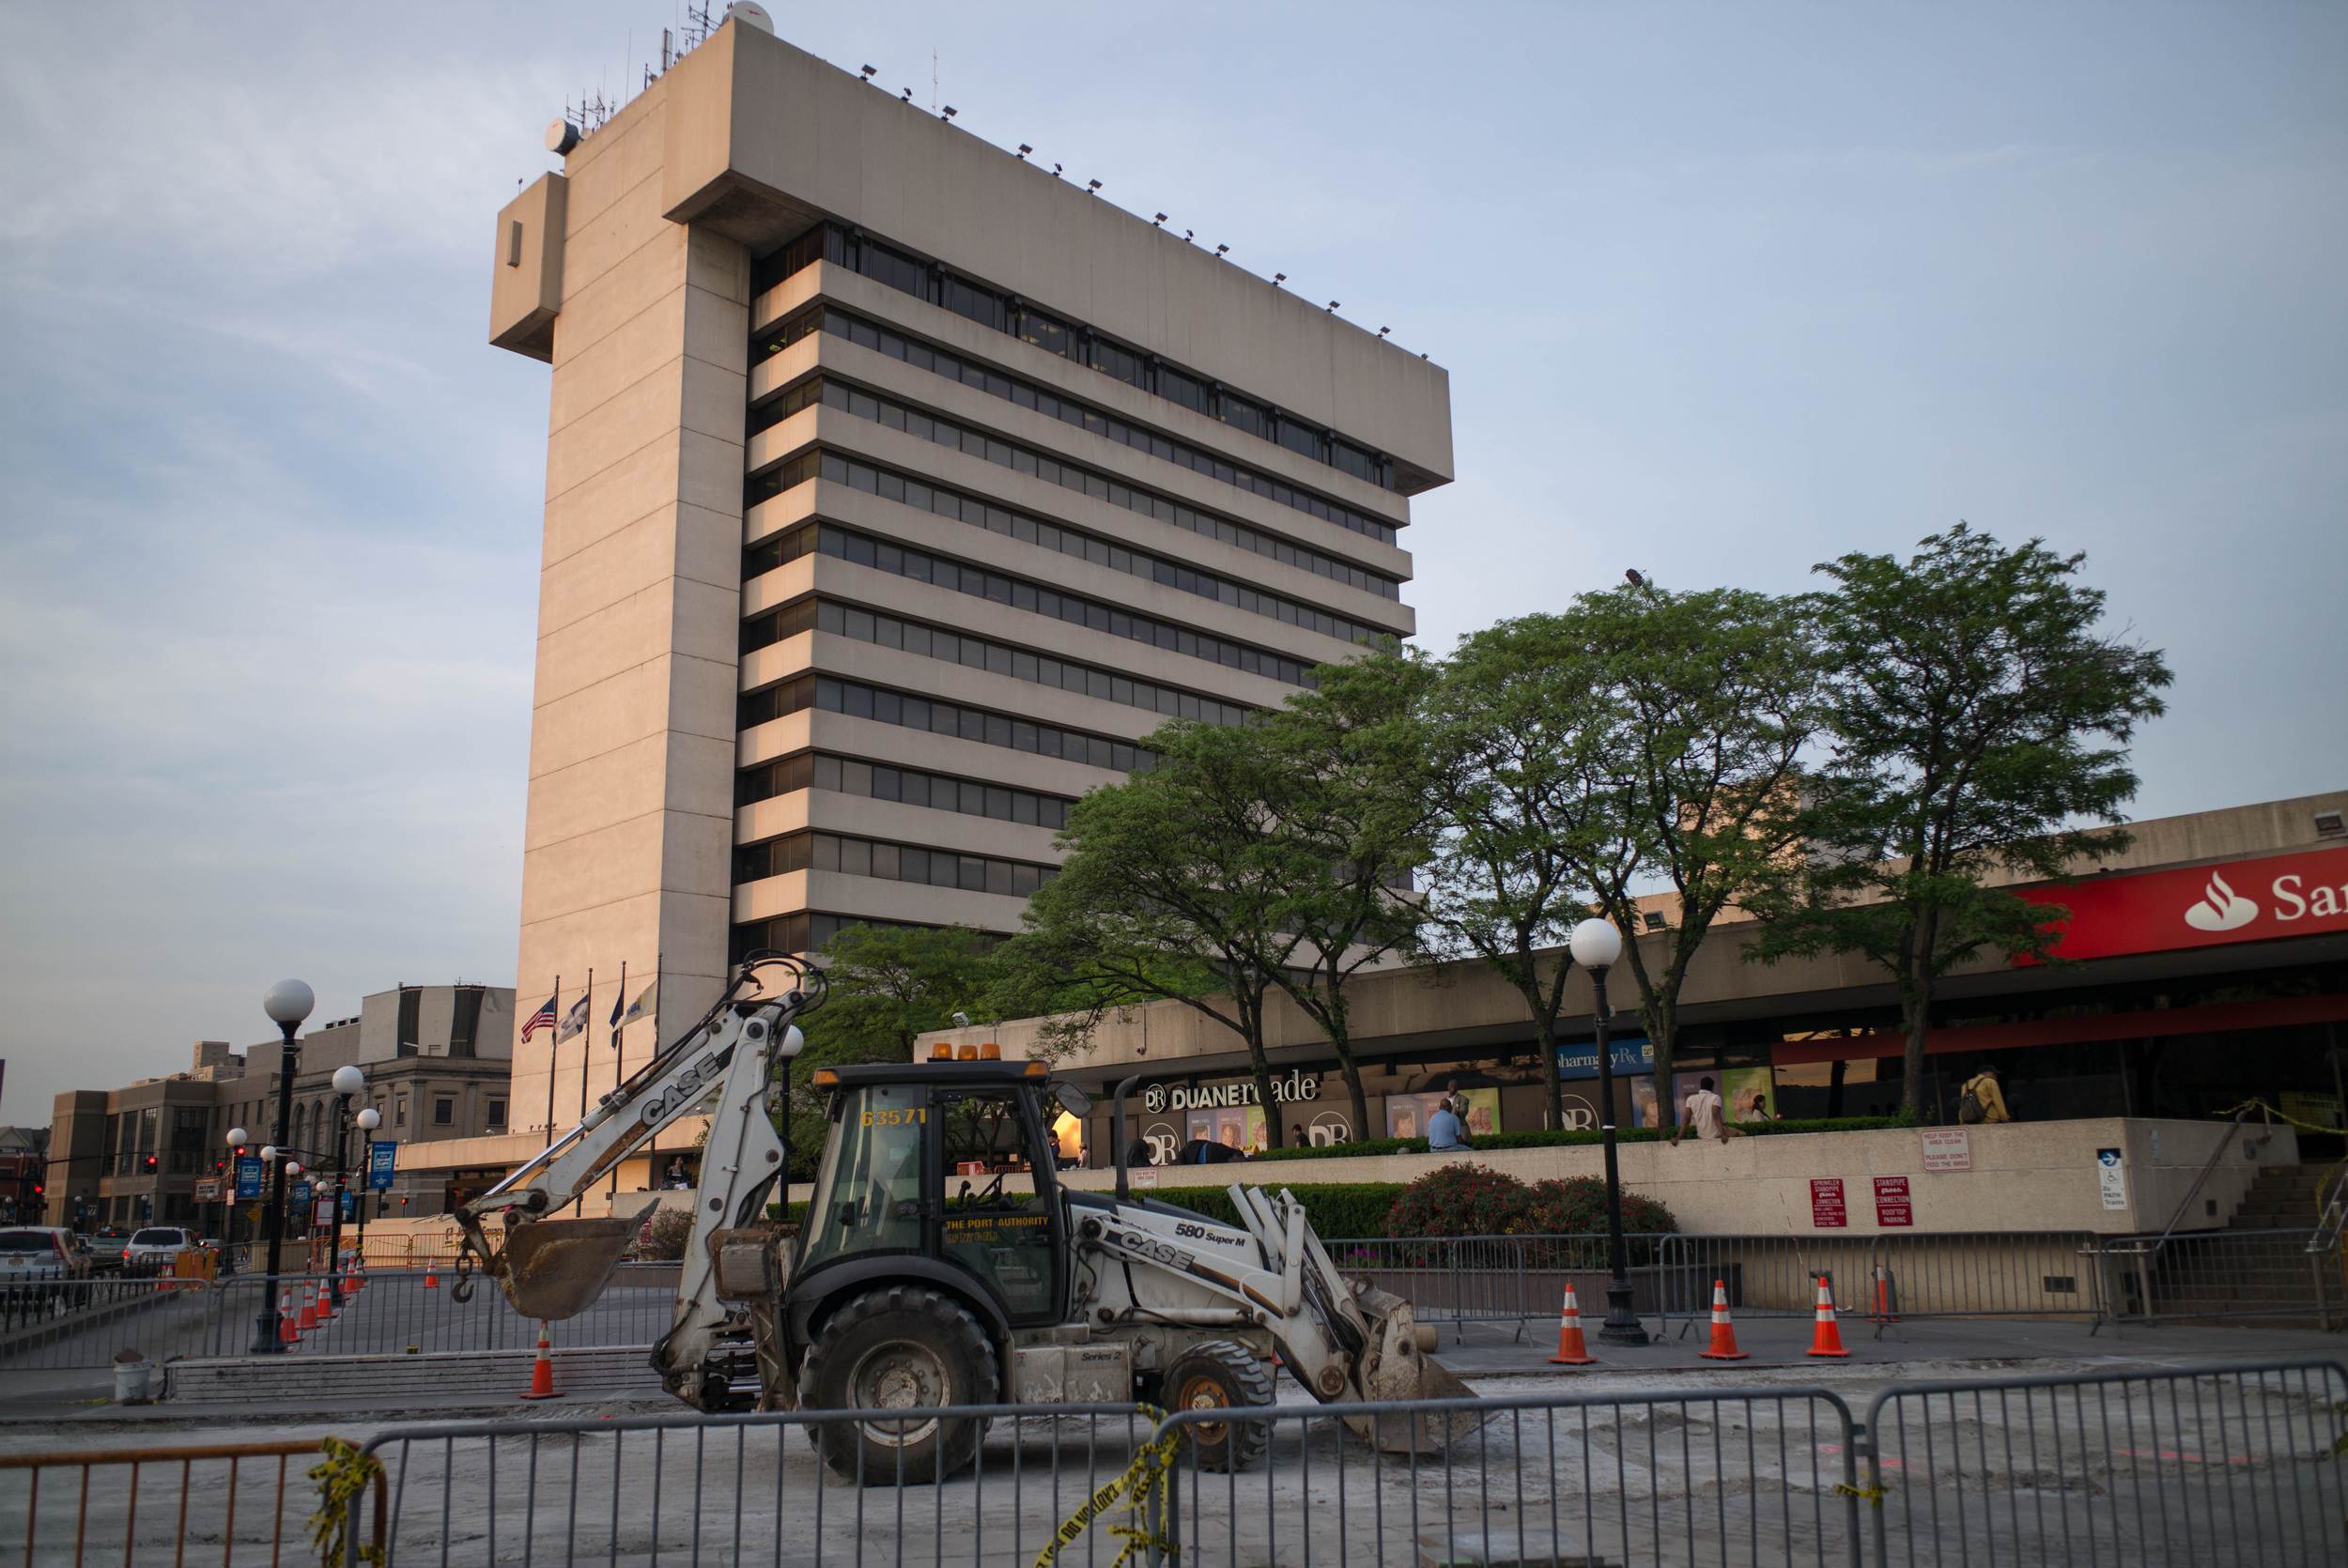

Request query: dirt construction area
[{"left": 3, "top": 1348, "right": 2343, "bottom": 1566}]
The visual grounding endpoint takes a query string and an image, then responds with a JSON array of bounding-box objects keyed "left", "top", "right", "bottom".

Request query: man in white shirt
[{"left": 1668, "top": 1077, "right": 1736, "bottom": 1147}]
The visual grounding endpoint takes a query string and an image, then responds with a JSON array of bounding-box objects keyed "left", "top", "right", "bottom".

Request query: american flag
[{"left": 519, "top": 992, "right": 558, "bottom": 1041}]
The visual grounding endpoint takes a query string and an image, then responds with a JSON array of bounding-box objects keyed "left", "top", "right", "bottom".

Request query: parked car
[
  {"left": 0, "top": 1227, "right": 92, "bottom": 1284},
  {"left": 122, "top": 1227, "right": 200, "bottom": 1271}
]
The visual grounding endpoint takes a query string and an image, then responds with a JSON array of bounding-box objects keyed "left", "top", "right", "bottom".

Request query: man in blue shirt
[{"left": 1427, "top": 1101, "right": 1470, "bottom": 1152}]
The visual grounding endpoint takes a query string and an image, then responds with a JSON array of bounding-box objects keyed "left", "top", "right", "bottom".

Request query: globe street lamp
[
  {"left": 226, "top": 1126, "right": 249, "bottom": 1260},
  {"left": 1568, "top": 918, "right": 1650, "bottom": 1347},
  {"left": 353, "top": 1107, "right": 381, "bottom": 1266},
  {"left": 325, "top": 1064, "right": 365, "bottom": 1307},
  {"left": 250, "top": 978, "right": 313, "bottom": 1354}
]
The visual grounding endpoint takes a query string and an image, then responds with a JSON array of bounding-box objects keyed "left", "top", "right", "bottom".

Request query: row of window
[
  {"left": 742, "top": 576, "right": 1258, "bottom": 730},
  {"left": 734, "top": 829, "right": 1064, "bottom": 896},
  {"left": 755, "top": 306, "right": 1403, "bottom": 547},
  {"left": 730, "top": 912, "right": 945, "bottom": 965},
  {"left": 749, "top": 517, "right": 1327, "bottom": 689},
  {"left": 735, "top": 748, "right": 1079, "bottom": 832},
  {"left": 737, "top": 673, "right": 1159, "bottom": 775},
  {"left": 757, "top": 222, "right": 1406, "bottom": 496},
  {"left": 751, "top": 376, "right": 1401, "bottom": 601},
  {"left": 747, "top": 451, "right": 1398, "bottom": 655}
]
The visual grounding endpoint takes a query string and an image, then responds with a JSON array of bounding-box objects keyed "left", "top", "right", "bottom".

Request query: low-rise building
[{"left": 48, "top": 984, "right": 516, "bottom": 1237}]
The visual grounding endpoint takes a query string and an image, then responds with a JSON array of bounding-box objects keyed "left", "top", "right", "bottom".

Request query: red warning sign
[
  {"left": 1810, "top": 1177, "right": 1847, "bottom": 1228},
  {"left": 1874, "top": 1176, "right": 1913, "bottom": 1227}
]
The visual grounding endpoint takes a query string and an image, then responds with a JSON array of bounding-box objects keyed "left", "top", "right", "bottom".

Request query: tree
[
  {"left": 1415, "top": 618, "right": 1621, "bottom": 1130},
  {"left": 1002, "top": 717, "right": 1311, "bottom": 1145},
  {"left": 1745, "top": 525, "right": 2171, "bottom": 1115},
  {"left": 1565, "top": 583, "right": 1825, "bottom": 1122},
  {"left": 1251, "top": 651, "right": 1441, "bottom": 1145}
]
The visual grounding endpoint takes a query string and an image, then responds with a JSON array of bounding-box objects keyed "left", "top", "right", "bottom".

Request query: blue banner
[
  {"left": 341, "top": 1190, "right": 356, "bottom": 1221},
  {"left": 366, "top": 1141, "right": 395, "bottom": 1191},
  {"left": 1556, "top": 1035, "right": 1656, "bottom": 1081},
  {"left": 289, "top": 1179, "right": 312, "bottom": 1208},
  {"left": 234, "top": 1155, "right": 263, "bottom": 1201}
]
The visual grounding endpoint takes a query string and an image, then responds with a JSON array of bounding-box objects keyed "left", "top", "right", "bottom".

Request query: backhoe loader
[{"left": 451, "top": 953, "right": 1476, "bottom": 1481}]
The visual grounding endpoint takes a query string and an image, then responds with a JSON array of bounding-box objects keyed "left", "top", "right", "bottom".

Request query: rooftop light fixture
[
  {"left": 859, "top": 65, "right": 876, "bottom": 81},
  {"left": 1087, "top": 178, "right": 1103, "bottom": 193},
  {"left": 1325, "top": 300, "right": 1340, "bottom": 313},
  {"left": 1018, "top": 145, "right": 1033, "bottom": 159},
  {"left": 1214, "top": 244, "right": 1228, "bottom": 256},
  {"left": 1153, "top": 212, "right": 1166, "bottom": 226},
  {"left": 1274, "top": 272, "right": 1286, "bottom": 285},
  {"left": 1377, "top": 327, "right": 1391, "bottom": 338}
]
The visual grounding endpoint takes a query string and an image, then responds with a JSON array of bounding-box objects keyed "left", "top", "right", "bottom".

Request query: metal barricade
[
  {"left": 1157, "top": 1388, "right": 1865, "bottom": 1568},
  {"left": 1863, "top": 1360, "right": 2348, "bottom": 1566},
  {"left": 2089, "top": 1227, "right": 2343, "bottom": 1330},
  {"left": 346, "top": 1405, "right": 1153, "bottom": 1566},
  {"left": 0, "top": 1438, "right": 384, "bottom": 1566},
  {"left": 0, "top": 1265, "right": 685, "bottom": 1371}
]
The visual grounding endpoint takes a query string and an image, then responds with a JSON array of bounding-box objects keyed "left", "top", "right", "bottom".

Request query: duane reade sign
[
  {"left": 2017, "top": 846, "right": 2348, "bottom": 962},
  {"left": 1142, "top": 1071, "right": 1321, "bottom": 1115}
]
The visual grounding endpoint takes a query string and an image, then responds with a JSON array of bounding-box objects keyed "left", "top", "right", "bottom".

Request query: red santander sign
[{"left": 2017, "top": 846, "right": 2348, "bottom": 962}]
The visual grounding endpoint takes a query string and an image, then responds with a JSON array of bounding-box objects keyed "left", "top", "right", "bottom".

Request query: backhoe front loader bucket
[
  {"left": 1344, "top": 1284, "right": 1489, "bottom": 1453},
  {"left": 467, "top": 1193, "right": 662, "bottom": 1322}
]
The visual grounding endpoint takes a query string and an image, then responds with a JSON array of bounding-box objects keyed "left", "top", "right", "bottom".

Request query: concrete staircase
[{"left": 2228, "top": 1164, "right": 2331, "bottom": 1230}]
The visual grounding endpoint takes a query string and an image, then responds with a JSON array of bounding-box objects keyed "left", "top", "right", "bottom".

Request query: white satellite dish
[
  {"left": 726, "top": 2, "right": 775, "bottom": 34},
  {"left": 546, "top": 118, "right": 579, "bottom": 155}
]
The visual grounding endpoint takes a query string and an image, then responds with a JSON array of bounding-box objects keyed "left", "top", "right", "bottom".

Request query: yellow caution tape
[
  {"left": 1833, "top": 1481, "right": 1890, "bottom": 1508},
  {"left": 1035, "top": 1406, "right": 1182, "bottom": 1568},
  {"left": 307, "top": 1436, "right": 385, "bottom": 1565}
]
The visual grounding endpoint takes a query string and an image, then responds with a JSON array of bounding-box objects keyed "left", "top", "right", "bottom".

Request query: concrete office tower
[{"left": 487, "top": 16, "right": 1452, "bottom": 1158}]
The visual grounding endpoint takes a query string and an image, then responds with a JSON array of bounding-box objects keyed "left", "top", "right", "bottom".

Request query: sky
[{"left": 3, "top": 2, "right": 2342, "bottom": 1122}]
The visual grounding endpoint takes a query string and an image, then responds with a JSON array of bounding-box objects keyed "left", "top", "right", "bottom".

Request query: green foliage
[
  {"left": 1381, "top": 1163, "right": 1533, "bottom": 1237},
  {"left": 633, "top": 1207, "right": 695, "bottom": 1260},
  {"left": 1746, "top": 524, "right": 2171, "bottom": 1111},
  {"left": 1138, "top": 1184, "right": 1410, "bottom": 1240},
  {"left": 1415, "top": 585, "right": 1824, "bottom": 1127},
  {"left": 1522, "top": 1175, "right": 1676, "bottom": 1236}
]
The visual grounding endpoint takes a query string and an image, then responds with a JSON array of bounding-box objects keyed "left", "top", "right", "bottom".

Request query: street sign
[
  {"left": 1810, "top": 1177, "right": 1847, "bottom": 1228},
  {"left": 235, "top": 1155, "right": 264, "bottom": 1201},
  {"left": 1873, "top": 1176, "right": 1913, "bottom": 1227},
  {"left": 340, "top": 1191, "right": 356, "bottom": 1221},
  {"left": 2096, "top": 1147, "right": 2128, "bottom": 1211},
  {"left": 1920, "top": 1129, "right": 1971, "bottom": 1172},
  {"left": 366, "top": 1141, "right": 395, "bottom": 1191},
  {"left": 290, "top": 1180, "right": 312, "bottom": 1208},
  {"left": 193, "top": 1179, "right": 221, "bottom": 1202}
]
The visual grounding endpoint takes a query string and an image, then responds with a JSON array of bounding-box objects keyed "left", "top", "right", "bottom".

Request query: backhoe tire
[
  {"left": 1160, "top": 1339, "right": 1274, "bottom": 1472},
  {"left": 797, "top": 1286, "right": 998, "bottom": 1483}
]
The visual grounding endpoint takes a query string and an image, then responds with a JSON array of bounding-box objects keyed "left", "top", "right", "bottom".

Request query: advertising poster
[
  {"left": 1810, "top": 1177, "right": 1847, "bottom": 1227},
  {"left": 1385, "top": 1088, "right": 1499, "bottom": 1141},
  {"left": 1719, "top": 1066, "right": 1775, "bottom": 1123},
  {"left": 1874, "top": 1176, "right": 1914, "bottom": 1226}
]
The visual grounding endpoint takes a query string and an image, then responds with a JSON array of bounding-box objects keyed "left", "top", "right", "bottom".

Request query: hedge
[
  {"left": 1251, "top": 1115, "right": 1904, "bottom": 1162},
  {"left": 1128, "top": 1183, "right": 1407, "bottom": 1239}
]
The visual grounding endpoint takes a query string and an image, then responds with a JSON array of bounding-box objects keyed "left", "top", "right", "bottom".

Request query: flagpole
[
  {"left": 578, "top": 967, "right": 593, "bottom": 1122},
  {"left": 544, "top": 974, "right": 560, "bottom": 1147}
]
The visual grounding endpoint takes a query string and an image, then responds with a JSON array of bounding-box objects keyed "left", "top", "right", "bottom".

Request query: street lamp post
[
  {"left": 249, "top": 979, "right": 313, "bottom": 1354},
  {"left": 1569, "top": 918, "right": 1651, "bottom": 1347},
  {"left": 354, "top": 1107, "right": 381, "bottom": 1272},
  {"left": 326, "top": 1065, "right": 365, "bottom": 1307}
]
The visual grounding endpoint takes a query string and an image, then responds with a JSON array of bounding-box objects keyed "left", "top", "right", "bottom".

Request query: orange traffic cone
[
  {"left": 1865, "top": 1261, "right": 1900, "bottom": 1325},
  {"left": 518, "top": 1322, "right": 564, "bottom": 1400},
  {"left": 1547, "top": 1284, "right": 1597, "bottom": 1364},
  {"left": 1698, "top": 1279, "right": 1749, "bottom": 1360},
  {"left": 298, "top": 1282, "right": 320, "bottom": 1331},
  {"left": 278, "top": 1287, "right": 300, "bottom": 1345},
  {"left": 1807, "top": 1275, "right": 1851, "bottom": 1358},
  {"left": 423, "top": 1265, "right": 438, "bottom": 1289}
]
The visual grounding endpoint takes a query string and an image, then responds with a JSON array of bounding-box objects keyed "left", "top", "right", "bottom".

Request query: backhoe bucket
[
  {"left": 485, "top": 1193, "right": 661, "bottom": 1322},
  {"left": 1344, "top": 1285, "right": 1489, "bottom": 1453}
]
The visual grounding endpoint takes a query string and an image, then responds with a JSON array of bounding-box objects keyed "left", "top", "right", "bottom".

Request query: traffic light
[{"left": 142, "top": 1154, "right": 158, "bottom": 1174}]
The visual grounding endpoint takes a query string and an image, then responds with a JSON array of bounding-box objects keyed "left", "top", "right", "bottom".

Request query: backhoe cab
[{"left": 456, "top": 955, "right": 1478, "bottom": 1483}]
